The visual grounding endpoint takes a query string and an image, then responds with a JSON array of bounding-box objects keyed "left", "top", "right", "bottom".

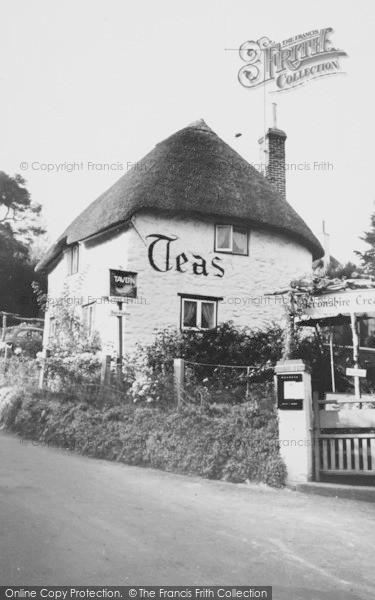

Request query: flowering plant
[{"left": 42, "top": 285, "right": 102, "bottom": 389}]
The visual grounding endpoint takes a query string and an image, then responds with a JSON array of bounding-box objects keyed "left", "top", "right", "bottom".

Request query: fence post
[
  {"left": 3, "top": 345, "right": 12, "bottom": 377},
  {"left": 312, "top": 391, "right": 321, "bottom": 482},
  {"left": 38, "top": 349, "right": 50, "bottom": 389},
  {"left": 174, "top": 358, "right": 185, "bottom": 406},
  {"left": 101, "top": 354, "right": 111, "bottom": 387},
  {"left": 1, "top": 314, "right": 6, "bottom": 342},
  {"left": 246, "top": 366, "right": 250, "bottom": 399}
]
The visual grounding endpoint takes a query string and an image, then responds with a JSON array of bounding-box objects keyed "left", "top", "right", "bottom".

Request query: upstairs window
[
  {"left": 67, "top": 244, "right": 79, "bottom": 275},
  {"left": 179, "top": 294, "right": 221, "bottom": 331},
  {"left": 215, "top": 225, "right": 248, "bottom": 255}
]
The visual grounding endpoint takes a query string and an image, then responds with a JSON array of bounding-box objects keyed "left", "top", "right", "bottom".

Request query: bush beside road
[{"left": 2, "top": 387, "right": 285, "bottom": 487}]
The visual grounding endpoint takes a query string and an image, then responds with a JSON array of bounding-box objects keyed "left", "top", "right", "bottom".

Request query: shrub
[
  {"left": 44, "top": 351, "right": 102, "bottom": 390},
  {"left": 3, "top": 387, "right": 286, "bottom": 487},
  {"left": 135, "top": 321, "right": 284, "bottom": 373},
  {"left": 0, "top": 356, "right": 40, "bottom": 389},
  {"left": 130, "top": 322, "right": 283, "bottom": 404},
  {"left": 42, "top": 285, "right": 102, "bottom": 390},
  {"left": 128, "top": 365, "right": 175, "bottom": 404}
]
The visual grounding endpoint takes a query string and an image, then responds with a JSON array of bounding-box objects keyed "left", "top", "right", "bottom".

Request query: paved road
[{"left": 0, "top": 431, "right": 374, "bottom": 599}]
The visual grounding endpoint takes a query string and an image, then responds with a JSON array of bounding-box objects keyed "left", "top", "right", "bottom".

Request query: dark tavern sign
[{"left": 109, "top": 269, "right": 137, "bottom": 298}]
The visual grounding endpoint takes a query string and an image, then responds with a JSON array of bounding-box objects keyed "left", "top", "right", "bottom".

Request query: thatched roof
[{"left": 36, "top": 119, "right": 323, "bottom": 272}]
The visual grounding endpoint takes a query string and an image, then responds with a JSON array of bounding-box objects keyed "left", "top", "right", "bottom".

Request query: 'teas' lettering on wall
[{"left": 146, "top": 234, "right": 225, "bottom": 278}]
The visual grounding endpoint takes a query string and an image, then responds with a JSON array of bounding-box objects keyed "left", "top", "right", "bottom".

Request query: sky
[{"left": 1, "top": 0, "right": 374, "bottom": 263}]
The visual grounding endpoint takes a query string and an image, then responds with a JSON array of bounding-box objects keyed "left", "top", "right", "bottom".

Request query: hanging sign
[
  {"left": 110, "top": 310, "right": 130, "bottom": 317},
  {"left": 300, "top": 289, "right": 375, "bottom": 319},
  {"left": 109, "top": 270, "right": 137, "bottom": 298}
]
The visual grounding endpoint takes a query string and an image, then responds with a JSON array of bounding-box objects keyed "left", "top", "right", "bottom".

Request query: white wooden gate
[{"left": 313, "top": 393, "right": 375, "bottom": 481}]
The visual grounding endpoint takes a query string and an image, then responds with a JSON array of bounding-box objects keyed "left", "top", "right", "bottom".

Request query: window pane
[
  {"left": 233, "top": 228, "right": 247, "bottom": 254},
  {"left": 72, "top": 245, "right": 79, "bottom": 273},
  {"left": 183, "top": 301, "right": 197, "bottom": 327},
  {"left": 201, "top": 302, "right": 214, "bottom": 329},
  {"left": 216, "top": 225, "right": 231, "bottom": 249},
  {"left": 83, "top": 304, "right": 95, "bottom": 335},
  {"left": 88, "top": 306, "right": 94, "bottom": 335}
]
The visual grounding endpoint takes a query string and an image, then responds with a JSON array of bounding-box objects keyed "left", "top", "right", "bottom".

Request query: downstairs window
[{"left": 179, "top": 294, "right": 222, "bottom": 331}]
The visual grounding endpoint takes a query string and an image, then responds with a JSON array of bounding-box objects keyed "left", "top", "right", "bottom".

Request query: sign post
[
  {"left": 329, "top": 332, "right": 336, "bottom": 393},
  {"left": 109, "top": 305, "right": 130, "bottom": 387},
  {"left": 108, "top": 269, "right": 136, "bottom": 388},
  {"left": 117, "top": 301, "right": 123, "bottom": 387},
  {"left": 350, "top": 312, "right": 361, "bottom": 399}
]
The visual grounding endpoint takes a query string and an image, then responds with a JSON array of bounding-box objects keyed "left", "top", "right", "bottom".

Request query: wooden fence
[{"left": 313, "top": 393, "right": 375, "bottom": 480}]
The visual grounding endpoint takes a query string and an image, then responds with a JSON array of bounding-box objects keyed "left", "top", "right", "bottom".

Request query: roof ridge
[
  {"left": 36, "top": 119, "right": 324, "bottom": 272},
  {"left": 185, "top": 119, "right": 215, "bottom": 134}
]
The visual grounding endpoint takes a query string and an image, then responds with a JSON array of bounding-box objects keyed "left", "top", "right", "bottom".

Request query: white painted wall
[{"left": 44, "top": 211, "right": 313, "bottom": 355}]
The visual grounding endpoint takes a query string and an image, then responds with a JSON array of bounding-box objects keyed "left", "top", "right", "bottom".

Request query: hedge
[{"left": 2, "top": 388, "right": 286, "bottom": 487}]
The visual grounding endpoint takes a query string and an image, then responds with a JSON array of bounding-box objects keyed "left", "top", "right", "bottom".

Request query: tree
[
  {"left": 0, "top": 171, "right": 47, "bottom": 315},
  {"left": 355, "top": 210, "right": 375, "bottom": 276},
  {"left": 325, "top": 261, "right": 364, "bottom": 279},
  {"left": 0, "top": 172, "right": 45, "bottom": 242}
]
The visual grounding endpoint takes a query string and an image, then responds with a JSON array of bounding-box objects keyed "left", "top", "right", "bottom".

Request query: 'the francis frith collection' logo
[{"left": 238, "top": 28, "right": 347, "bottom": 92}]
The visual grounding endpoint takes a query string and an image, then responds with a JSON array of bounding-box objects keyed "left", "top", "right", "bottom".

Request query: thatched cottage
[{"left": 36, "top": 119, "right": 323, "bottom": 354}]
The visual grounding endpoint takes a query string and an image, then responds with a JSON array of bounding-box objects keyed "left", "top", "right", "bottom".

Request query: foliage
[
  {"left": 0, "top": 171, "right": 47, "bottom": 315},
  {"left": 0, "top": 237, "right": 47, "bottom": 315},
  {"left": 135, "top": 321, "right": 283, "bottom": 372},
  {"left": 31, "top": 280, "right": 48, "bottom": 315},
  {"left": 0, "top": 356, "right": 40, "bottom": 389},
  {"left": 0, "top": 172, "right": 44, "bottom": 241},
  {"left": 129, "top": 322, "right": 283, "bottom": 404},
  {"left": 2, "top": 387, "right": 286, "bottom": 487},
  {"left": 291, "top": 268, "right": 367, "bottom": 300},
  {"left": 325, "top": 261, "right": 364, "bottom": 280},
  {"left": 293, "top": 334, "right": 351, "bottom": 393},
  {"left": 43, "top": 286, "right": 102, "bottom": 389},
  {"left": 14, "top": 336, "right": 43, "bottom": 358},
  {"left": 286, "top": 264, "right": 375, "bottom": 390},
  {"left": 355, "top": 210, "right": 375, "bottom": 275},
  {"left": 128, "top": 365, "right": 175, "bottom": 404}
]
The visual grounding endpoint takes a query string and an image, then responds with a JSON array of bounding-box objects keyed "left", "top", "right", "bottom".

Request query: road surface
[{"left": 0, "top": 431, "right": 374, "bottom": 599}]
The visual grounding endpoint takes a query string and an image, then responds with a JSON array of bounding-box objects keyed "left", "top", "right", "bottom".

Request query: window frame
[
  {"left": 82, "top": 302, "right": 96, "bottom": 336},
  {"left": 49, "top": 316, "right": 56, "bottom": 340},
  {"left": 214, "top": 224, "right": 249, "bottom": 256},
  {"left": 67, "top": 244, "right": 80, "bottom": 275},
  {"left": 178, "top": 294, "right": 222, "bottom": 331}
]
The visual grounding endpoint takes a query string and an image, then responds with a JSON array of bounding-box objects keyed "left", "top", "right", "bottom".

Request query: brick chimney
[{"left": 258, "top": 104, "right": 287, "bottom": 199}]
